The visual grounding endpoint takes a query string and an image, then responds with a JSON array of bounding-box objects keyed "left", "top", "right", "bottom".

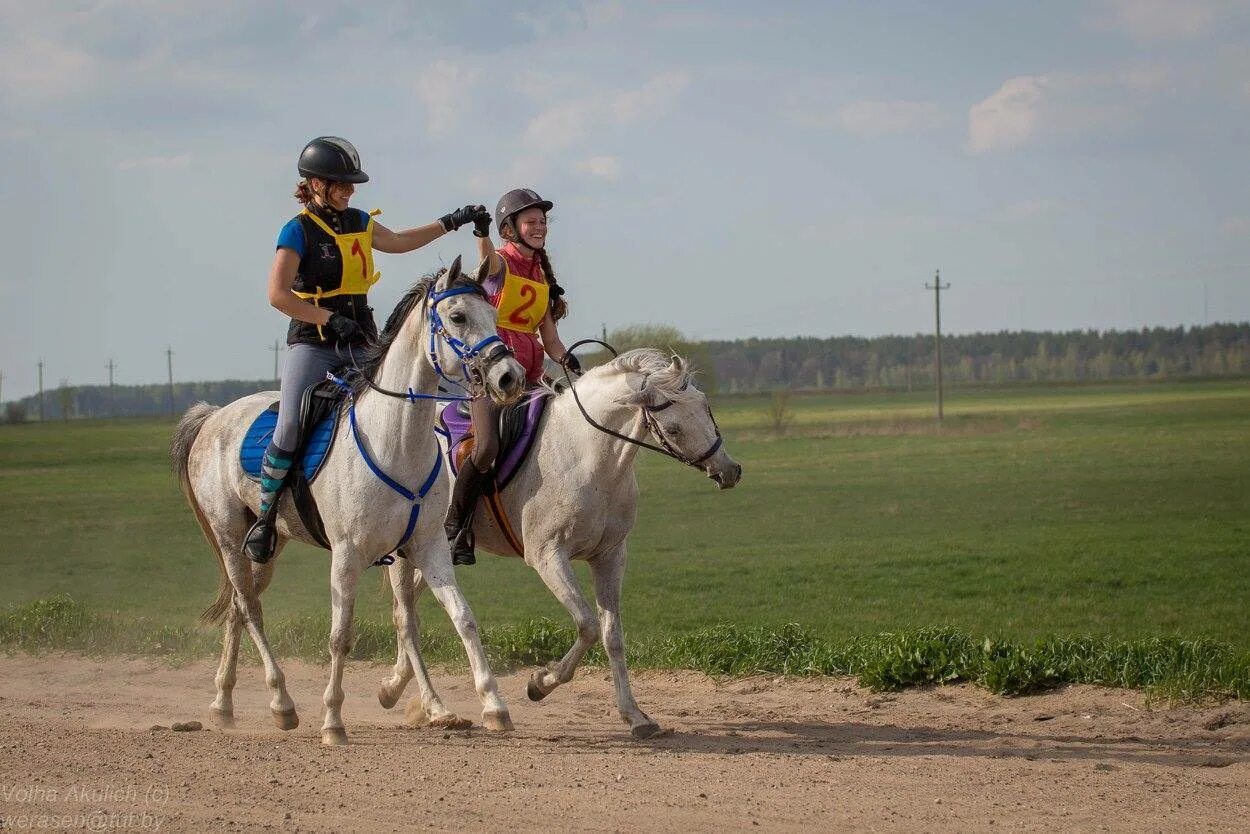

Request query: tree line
[{"left": 4, "top": 322, "right": 1248, "bottom": 420}]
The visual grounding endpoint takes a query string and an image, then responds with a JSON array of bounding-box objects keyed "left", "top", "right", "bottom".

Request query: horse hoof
[
  {"left": 209, "top": 708, "right": 235, "bottom": 729},
  {"left": 631, "top": 722, "right": 662, "bottom": 740},
  {"left": 272, "top": 708, "right": 299, "bottom": 731},
  {"left": 429, "top": 714, "right": 473, "bottom": 731},
  {"left": 378, "top": 686, "right": 400, "bottom": 710},
  {"left": 483, "top": 710, "right": 514, "bottom": 732},
  {"left": 526, "top": 669, "right": 548, "bottom": 702},
  {"left": 321, "top": 727, "right": 349, "bottom": 746}
]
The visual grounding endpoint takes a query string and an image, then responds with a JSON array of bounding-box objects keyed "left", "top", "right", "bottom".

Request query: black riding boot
[
  {"left": 444, "top": 463, "right": 493, "bottom": 566},
  {"left": 243, "top": 496, "right": 284, "bottom": 564}
]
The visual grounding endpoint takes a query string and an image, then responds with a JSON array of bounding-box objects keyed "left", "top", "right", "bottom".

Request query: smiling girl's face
[
  {"left": 311, "top": 178, "right": 354, "bottom": 211},
  {"left": 511, "top": 207, "right": 547, "bottom": 250}
]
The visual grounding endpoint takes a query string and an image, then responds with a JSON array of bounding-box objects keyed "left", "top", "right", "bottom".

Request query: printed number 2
[
  {"left": 350, "top": 239, "right": 367, "bottom": 280},
  {"left": 509, "top": 284, "right": 538, "bottom": 326}
]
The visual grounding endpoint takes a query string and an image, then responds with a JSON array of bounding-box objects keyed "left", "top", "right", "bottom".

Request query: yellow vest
[{"left": 495, "top": 263, "right": 549, "bottom": 334}]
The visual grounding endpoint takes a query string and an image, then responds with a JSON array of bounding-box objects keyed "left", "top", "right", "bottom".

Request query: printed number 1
[
  {"left": 509, "top": 284, "right": 538, "bottom": 326},
  {"left": 350, "top": 239, "right": 367, "bottom": 280}
]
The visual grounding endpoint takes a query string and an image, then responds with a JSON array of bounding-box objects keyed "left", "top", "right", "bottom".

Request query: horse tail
[{"left": 170, "top": 402, "right": 233, "bottom": 626}]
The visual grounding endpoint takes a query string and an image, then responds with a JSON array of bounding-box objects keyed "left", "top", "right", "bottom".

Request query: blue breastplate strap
[{"left": 328, "top": 373, "right": 443, "bottom": 557}]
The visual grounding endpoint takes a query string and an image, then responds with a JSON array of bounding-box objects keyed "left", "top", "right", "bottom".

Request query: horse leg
[
  {"left": 380, "top": 562, "right": 469, "bottom": 728},
  {"left": 418, "top": 550, "right": 512, "bottom": 731},
  {"left": 320, "top": 551, "right": 364, "bottom": 745},
  {"left": 210, "top": 555, "right": 279, "bottom": 728},
  {"left": 526, "top": 548, "right": 600, "bottom": 702},
  {"left": 589, "top": 547, "right": 660, "bottom": 739},
  {"left": 218, "top": 531, "right": 298, "bottom": 730}
]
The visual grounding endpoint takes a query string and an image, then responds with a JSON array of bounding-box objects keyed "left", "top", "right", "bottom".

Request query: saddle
[
  {"left": 438, "top": 392, "right": 549, "bottom": 488},
  {"left": 239, "top": 377, "right": 346, "bottom": 549}
]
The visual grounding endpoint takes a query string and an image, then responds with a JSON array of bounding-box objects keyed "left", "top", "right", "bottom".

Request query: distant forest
[{"left": 4, "top": 323, "right": 1249, "bottom": 420}]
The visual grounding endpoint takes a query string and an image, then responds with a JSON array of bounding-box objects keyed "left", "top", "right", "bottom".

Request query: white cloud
[
  {"left": 968, "top": 76, "right": 1051, "bottom": 153},
  {"left": 1089, "top": 0, "right": 1220, "bottom": 41},
  {"left": 574, "top": 155, "right": 622, "bottom": 181},
  {"left": 115, "top": 153, "right": 192, "bottom": 171},
  {"left": 524, "top": 71, "right": 690, "bottom": 152},
  {"left": 831, "top": 100, "right": 944, "bottom": 137},
  {"left": 611, "top": 71, "right": 690, "bottom": 123},
  {"left": 1220, "top": 216, "right": 1250, "bottom": 234},
  {"left": 524, "top": 101, "right": 596, "bottom": 151},
  {"left": 967, "top": 68, "right": 1169, "bottom": 154},
  {"left": 0, "top": 36, "right": 95, "bottom": 102},
  {"left": 415, "top": 60, "right": 482, "bottom": 138}
]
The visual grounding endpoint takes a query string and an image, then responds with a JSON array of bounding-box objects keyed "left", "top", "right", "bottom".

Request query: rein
[{"left": 561, "top": 339, "right": 724, "bottom": 469}]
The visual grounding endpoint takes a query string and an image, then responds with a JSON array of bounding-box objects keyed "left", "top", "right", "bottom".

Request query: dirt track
[{"left": 0, "top": 654, "right": 1247, "bottom": 832}]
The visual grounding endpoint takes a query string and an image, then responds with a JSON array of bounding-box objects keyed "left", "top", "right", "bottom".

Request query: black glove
[
  {"left": 326, "top": 313, "right": 360, "bottom": 341},
  {"left": 472, "top": 211, "right": 492, "bottom": 238},
  {"left": 559, "top": 352, "right": 582, "bottom": 374},
  {"left": 440, "top": 204, "right": 488, "bottom": 232}
]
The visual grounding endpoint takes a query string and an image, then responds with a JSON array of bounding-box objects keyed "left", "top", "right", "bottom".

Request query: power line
[
  {"left": 106, "top": 359, "right": 117, "bottom": 418},
  {"left": 925, "top": 269, "right": 951, "bottom": 424},
  {"left": 37, "top": 359, "right": 45, "bottom": 421},
  {"left": 166, "top": 347, "right": 175, "bottom": 416}
]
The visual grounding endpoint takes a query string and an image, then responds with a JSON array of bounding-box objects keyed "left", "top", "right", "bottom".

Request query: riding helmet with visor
[
  {"left": 495, "top": 188, "right": 553, "bottom": 233},
  {"left": 297, "top": 136, "right": 369, "bottom": 183}
]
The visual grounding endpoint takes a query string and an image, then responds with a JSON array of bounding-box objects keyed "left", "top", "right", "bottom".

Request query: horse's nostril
[{"left": 498, "top": 372, "right": 514, "bottom": 391}]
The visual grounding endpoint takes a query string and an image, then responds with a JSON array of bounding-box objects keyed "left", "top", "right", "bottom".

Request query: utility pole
[
  {"left": 0, "top": 369, "right": 4, "bottom": 406},
  {"left": 925, "top": 270, "right": 951, "bottom": 423},
  {"left": 1203, "top": 282, "right": 1209, "bottom": 326},
  {"left": 106, "top": 359, "right": 117, "bottom": 418},
  {"left": 37, "top": 359, "right": 45, "bottom": 421},
  {"left": 601, "top": 322, "right": 608, "bottom": 343},
  {"left": 166, "top": 347, "right": 175, "bottom": 416},
  {"left": 268, "top": 340, "right": 282, "bottom": 384}
]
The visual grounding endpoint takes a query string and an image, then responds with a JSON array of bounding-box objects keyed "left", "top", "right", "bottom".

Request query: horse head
[
  {"left": 614, "top": 352, "right": 742, "bottom": 490},
  {"left": 427, "top": 255, "right": 525, "bottom": 405}
]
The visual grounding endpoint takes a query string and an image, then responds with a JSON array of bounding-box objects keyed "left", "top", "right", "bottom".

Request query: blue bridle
[{"left": 427, "top": 285, "right": 508, "bottom": 396}]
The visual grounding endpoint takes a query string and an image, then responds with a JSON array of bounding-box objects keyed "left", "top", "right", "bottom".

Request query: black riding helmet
[
  {"left": 298, "top": 136, "right": 369, "bottom": 183},
  {"left": 495, "top": 188, "right": 553, "bottom": 234}
]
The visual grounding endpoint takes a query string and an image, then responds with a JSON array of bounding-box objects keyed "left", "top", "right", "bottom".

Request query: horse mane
[
  {"left": 573, "top": 347, "right": 700, "bottom": 402},
  {"left": 349, "top": 268, "right": 484, "bottom": 397}
]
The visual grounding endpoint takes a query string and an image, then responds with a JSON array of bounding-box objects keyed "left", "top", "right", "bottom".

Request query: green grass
[{"left": 1, "top": 378, "right": 1248, "bottom": 693}]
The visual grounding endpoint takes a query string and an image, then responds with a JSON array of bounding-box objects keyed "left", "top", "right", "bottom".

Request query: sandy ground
[{"left": 0, "top": 654, "right": 1247, "bottom": 832}]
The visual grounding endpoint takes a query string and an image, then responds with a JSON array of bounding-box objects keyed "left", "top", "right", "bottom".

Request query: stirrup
[
  {"left": 243, "top": 517, "right": 277, "bottom": 564},
  {"left": 449, "top": 527, "right": 476, "bottom": 566}
]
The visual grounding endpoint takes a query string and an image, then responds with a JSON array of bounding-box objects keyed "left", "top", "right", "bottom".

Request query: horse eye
[{"left": 449, "top": 312, "right": 467, "bottom": 325}]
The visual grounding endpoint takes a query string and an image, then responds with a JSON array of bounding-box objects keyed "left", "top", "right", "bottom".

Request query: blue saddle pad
[{"left": 240, "top": 405, "right": 337, "bottom": 483}]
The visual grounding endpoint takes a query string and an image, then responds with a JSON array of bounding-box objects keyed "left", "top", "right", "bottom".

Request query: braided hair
[{"left": 503, "top": 216, "right": 568, "bottom": 321}]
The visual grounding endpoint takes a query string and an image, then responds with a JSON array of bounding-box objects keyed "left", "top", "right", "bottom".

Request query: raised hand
[{"left": 440, "top": 204, "right": 489, "bottom": 232}]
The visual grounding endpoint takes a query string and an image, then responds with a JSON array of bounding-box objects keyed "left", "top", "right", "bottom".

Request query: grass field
[{"left": 1, "top": 378, "right": 1247, "bottom": 682}]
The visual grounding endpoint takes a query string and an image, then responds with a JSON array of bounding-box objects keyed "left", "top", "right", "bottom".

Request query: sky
[{"left": 1, "top": 0, "right": 1248, "bottom": 399}]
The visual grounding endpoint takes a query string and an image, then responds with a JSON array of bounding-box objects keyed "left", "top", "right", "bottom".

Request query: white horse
[
  {"left": 378, "top": 348, "right": 742, "bottom": 739},
  {"left": 170, "top": 257, "right": 525, "bottom": 744}
]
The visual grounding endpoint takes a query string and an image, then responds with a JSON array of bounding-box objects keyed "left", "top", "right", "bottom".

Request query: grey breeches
[{"left": 273, "top": 343, "right": 346, "bottom": 451}]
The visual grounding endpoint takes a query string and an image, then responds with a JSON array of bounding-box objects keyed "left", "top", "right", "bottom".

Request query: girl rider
[
  {"left": 443, "top": 188, "right": 579, "bottom": 565},
  {"left": 244, "top": 136, "right": 490, "bottom": 564}
]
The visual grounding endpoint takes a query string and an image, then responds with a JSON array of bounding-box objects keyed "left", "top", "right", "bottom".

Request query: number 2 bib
[{"left": 495, "top": 269, "right": 549, "bottom": 334}]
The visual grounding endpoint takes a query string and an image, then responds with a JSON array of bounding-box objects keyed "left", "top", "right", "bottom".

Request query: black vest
[{"left": 286, "top": 211, "right": 378, "bottom": 347}]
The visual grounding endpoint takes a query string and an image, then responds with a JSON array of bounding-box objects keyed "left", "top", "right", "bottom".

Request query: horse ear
[
  {"left": 670, "top": 355, "right": 686, "bottom": 373},
  {"left": 471, "top": 255, "right": 491, "bottom": 285},
  {"left": 442, "top": 255, "right": 463, "bottom": 290}
]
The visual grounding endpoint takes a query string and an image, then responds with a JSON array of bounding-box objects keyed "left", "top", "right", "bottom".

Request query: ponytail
[
  {"left": 293, "top": 179, "right": 314, "bottom": 205},
  {"left": 535, "top": 247, "right": 568, "bottom": 321}
]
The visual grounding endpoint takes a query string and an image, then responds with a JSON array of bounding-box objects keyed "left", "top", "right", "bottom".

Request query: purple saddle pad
[{"left": 438, "top": 392, "right": 549, "bottom": 489}]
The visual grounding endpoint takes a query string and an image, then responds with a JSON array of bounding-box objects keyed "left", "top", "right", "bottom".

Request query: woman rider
[
  {"left": 244, "top": 136, "right": 489, "bottom": 563},
  {"left": 443, "top": 188, "right": 580, "bottom": 565}
]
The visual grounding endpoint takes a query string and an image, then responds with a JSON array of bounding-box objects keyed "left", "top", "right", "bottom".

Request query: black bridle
[{"left": 561, "top": 339, "right": 724, "bottom": 469}]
